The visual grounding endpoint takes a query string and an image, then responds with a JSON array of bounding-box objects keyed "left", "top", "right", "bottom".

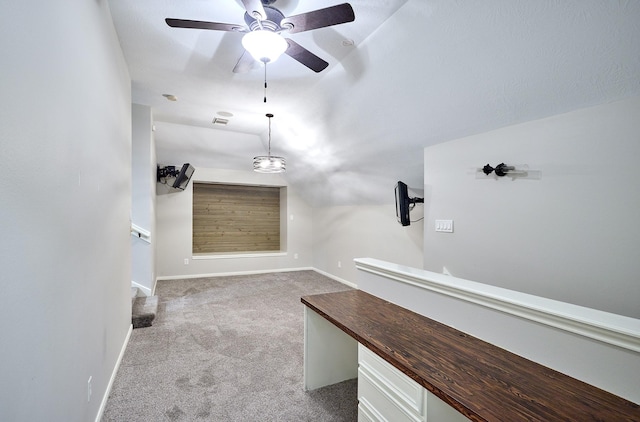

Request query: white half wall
[
  {"left": 423, "top": 96, "right": 640, "bottom": 318},
  {"left": 312, "top": 204, "right": 423, "bottom": 284},
  {"left": 356, "top": 259, "right": 640, "bottom": 404},
  {"left": 131, "top": 104, "right": 157, "bottom": 294},
  {"left": 0, "top": 1, "right": 132, "bottom": 421},
  {"left": 155, "top": 168, "right": 314, "bottom": 278}
]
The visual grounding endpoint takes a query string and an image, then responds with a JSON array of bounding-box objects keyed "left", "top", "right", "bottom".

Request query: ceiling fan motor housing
[{"left": 244, "top": 6, "right": 289, "bottom": 32}]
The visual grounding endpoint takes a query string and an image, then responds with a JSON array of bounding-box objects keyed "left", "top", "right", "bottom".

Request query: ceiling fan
[{"left": 166, "top": 0, "right": 355, "bottom": 73}]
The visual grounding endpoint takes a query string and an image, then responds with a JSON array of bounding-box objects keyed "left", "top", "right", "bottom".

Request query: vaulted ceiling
[{"left": 108, "top": 0, "right": 640, "bottom": 205}]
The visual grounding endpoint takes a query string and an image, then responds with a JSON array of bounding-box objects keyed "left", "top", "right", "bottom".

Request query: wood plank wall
[{"left": 192, "top": 183, "right": 281, "bottom": 254}]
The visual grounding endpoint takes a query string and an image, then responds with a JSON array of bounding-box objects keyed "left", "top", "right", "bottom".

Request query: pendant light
[{"left": 253, "top": 113, "right": 286, "bottom": 173}]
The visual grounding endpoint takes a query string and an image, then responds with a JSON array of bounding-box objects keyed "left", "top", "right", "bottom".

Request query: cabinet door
[
  {"left": 358, "top": 344, "right": 426, "bottom": 422},
  {"left": 358, "top": 398, "right": 381, "bottom": 422},
  {"left": 358, "top": 367, "right": 423, "bottom": 422},
  {"left": 358, "top": 343, "right": 471, "bottom": 422}
]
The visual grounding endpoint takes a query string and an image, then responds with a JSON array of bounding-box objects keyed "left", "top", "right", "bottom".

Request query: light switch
[{"left": 435, "top": 219, "right": 454, "bottom": 233}]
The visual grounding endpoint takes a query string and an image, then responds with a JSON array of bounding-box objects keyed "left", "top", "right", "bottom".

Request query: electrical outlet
[
  {"left": 294, "top": 253, "right": 298, "bottom": 259},
  {"left": 184, "top": 258, "right": 189, "bottom": 265},
  {"left": 87, "top": 376, "right": 92, "bottom": 402},
  {"left": 338, "top": 261, "right": 342, "bottom": 268}
]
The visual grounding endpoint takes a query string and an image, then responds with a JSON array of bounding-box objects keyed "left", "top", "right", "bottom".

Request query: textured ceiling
[{"left": 108, "top": 0, "right": 640, "bottom": 205}]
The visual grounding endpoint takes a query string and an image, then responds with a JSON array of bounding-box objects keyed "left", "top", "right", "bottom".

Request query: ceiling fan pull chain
[{"left": 264, "top": 62, "right": 268, "bottom": 103}]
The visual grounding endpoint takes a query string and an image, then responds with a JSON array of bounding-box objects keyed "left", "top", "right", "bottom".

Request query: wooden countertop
[{"left": 301, "top": 289, "right": 640, "bottom": 422}]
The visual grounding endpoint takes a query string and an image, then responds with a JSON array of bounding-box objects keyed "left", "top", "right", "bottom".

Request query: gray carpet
[{"left": 103, "top": 271, "right": 357, "bottom": 421}]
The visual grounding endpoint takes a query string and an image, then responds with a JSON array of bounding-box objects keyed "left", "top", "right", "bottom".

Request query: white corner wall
[
  {"left": 312, "top": 204, "right": 423, "bottom": 285},
  {"left": 0, "top": 2, "right": 132, "bottom": 422},
  {"left": 423, "top": 96, "right": 640, "bottom": 318},
  {"left": 131, "top": 104, "right": 157, "bottom": 295},
  {"left": 155, "top": 168, "right": 314, "bottom": 278}
]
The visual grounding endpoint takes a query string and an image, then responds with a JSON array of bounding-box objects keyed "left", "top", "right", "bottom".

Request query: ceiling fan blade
[
  {"left": 241, "top": 0, "right": 268, "bottom": 21},
  {"left": 284, "top": 38, "right": 329, "bottom": 73},
  {"left": 233, "top": 50, "right": 256, "bottom": 73},
  {"left": 281, "top": 3, "right": 355, "bottom": 34},
  {"left": 165, "top": 18, "right": 246, "bottom": 32}
]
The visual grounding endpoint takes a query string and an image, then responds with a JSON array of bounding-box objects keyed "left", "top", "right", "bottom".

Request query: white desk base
[{"left": 303, "top": 307, "right": 358, "bottom": 391}]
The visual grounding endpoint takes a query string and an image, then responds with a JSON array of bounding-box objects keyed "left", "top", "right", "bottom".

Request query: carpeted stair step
[
  {"left": 132, "top": 295, "right": 158, "bottom": 329},
  {"left": 131, "top": 287, "right": 138, "bottom": 308}
]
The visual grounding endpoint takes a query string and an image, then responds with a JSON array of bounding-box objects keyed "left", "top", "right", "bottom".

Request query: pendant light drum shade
[
  {"left": 253, "top": 113, "right": 286, "bottom": 173},
  {"left": 253, "top": 155, "right": 286, "bottom": 173}
]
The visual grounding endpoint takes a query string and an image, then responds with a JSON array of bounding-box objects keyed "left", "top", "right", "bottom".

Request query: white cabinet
[
  {"left": 358, "top": 344, "right": 468, "bottom": 422},
  {"left": 358, "top": 344, "right": 425, "bottom": 422}
]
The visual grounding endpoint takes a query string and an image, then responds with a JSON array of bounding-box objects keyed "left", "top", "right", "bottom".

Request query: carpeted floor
[{"left": 103, "top": 271, "right": 357, "bottom": 421}]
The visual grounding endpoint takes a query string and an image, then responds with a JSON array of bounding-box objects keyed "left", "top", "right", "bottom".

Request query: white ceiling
[{"left": 108, "top": 0, "right": 640, "bottom": 205}]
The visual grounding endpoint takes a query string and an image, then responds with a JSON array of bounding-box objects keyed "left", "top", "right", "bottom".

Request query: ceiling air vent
[{"left": 212, "top": 117, "right": 229, "bottom": 126}]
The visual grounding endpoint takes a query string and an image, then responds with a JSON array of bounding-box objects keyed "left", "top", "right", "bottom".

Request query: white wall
[
  {"left": 156, "top": 168, "right": 314, "bottom": 278},
  {"left": 131, "top": 104, "right": 156, "bottom": 295},
  {"left": 423, "top": 96, "right": 640, "bottom": 318},
  {"left": 0, "top": 2, "right": 132, "bottom": 421},
  {"left": 312, "top": 204, "right": 423, "bottom": 284},
  {"left": 154, "top": 165, "right": 424, "bottom": 284}
]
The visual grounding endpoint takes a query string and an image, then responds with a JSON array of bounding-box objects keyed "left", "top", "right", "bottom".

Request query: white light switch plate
[{"left": 435, "top": 219, "right": 454, "bottom": 233}]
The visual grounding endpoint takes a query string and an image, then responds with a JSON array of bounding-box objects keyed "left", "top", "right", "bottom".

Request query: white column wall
[
  {"left": 0, "top": 1, "right": 132, "bottom": 421},
  {"left": 131, "top": 104, "right": 156, "bottom": 295}
]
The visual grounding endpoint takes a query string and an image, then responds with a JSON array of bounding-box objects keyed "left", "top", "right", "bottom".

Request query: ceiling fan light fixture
[{"left": 242, "top": 30, "right": 288, "bottom": 63}]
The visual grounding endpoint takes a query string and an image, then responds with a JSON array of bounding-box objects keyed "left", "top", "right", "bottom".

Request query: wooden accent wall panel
[{"left": 193, "top": 183, "right": 280, "bottom": 253}]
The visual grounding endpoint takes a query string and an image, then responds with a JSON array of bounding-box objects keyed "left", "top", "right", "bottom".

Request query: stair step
[
  {"left": 131, "top": 287, "right": 139, "bottom": 308},
  {"left": 132, "top": 295, "right": 158, "bottom": 329}
]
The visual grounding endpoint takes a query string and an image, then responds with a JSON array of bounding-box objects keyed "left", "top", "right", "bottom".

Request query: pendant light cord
[{"left": 267, "top": 114, "right": 272, "bottom": 156}]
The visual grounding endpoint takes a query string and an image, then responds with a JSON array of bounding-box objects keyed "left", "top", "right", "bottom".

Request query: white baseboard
[
  {"left": 155, "top": 267, "right": 357, "bottom": 288},
  {"left": 131, "top": 280, "right": 152, "bottom": 297},
  {"left": 95, "top": 324, "right": 133, "bottom": 422},
  {"left": 312, "top": 268, "right": 357, "bottom": 289},
  {"left": 156, "top": 267, "right": 315, "bottom": 281}
]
